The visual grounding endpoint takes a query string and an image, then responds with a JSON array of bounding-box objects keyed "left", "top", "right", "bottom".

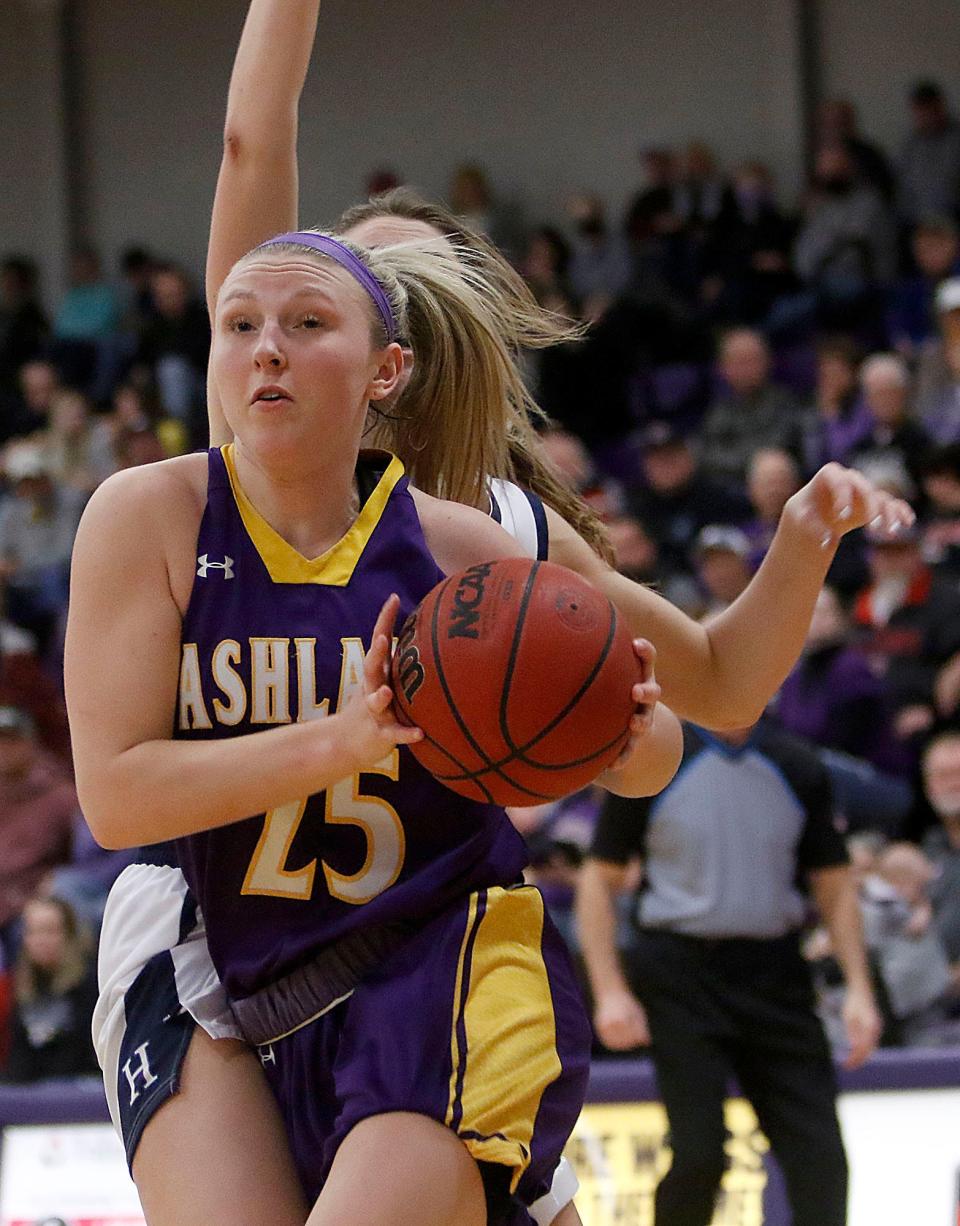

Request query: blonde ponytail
[{"left": 250, "top": 226, "right": 613, "bottom": 563}]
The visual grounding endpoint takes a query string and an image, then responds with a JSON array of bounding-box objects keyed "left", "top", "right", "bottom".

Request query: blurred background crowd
[{"left": 4, "top": 77, "right": 960, "bottom": 1083}]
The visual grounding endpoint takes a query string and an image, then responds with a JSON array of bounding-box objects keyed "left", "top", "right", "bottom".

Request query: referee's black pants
[{"left": 623, "top": 928, "right": 848, "bottom": 1226}]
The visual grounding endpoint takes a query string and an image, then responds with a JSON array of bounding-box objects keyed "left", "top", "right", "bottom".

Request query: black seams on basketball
[{"left": 391, "top": 558, "right": 642, "bottom": 805}]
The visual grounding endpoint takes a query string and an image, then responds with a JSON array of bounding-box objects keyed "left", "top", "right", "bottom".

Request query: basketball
[{"left": 391, "top": 557, "right": 642, "bottom": 805}]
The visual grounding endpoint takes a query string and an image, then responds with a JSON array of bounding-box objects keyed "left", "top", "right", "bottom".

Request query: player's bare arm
[
  {"left": 66, "top": 464, "right": 419, "bottom": 850},
  {"left": 206, "top": 0, "right": 322, "bottom": 445},
  {"left": 411, "top": 486, "right": 526, "bottom": 574},
  {"left": 576, "top": 858, "right": 651, "bottom": 1052},
  {"left": 547, "top": 464, "right": 913, "bottom": 730}
]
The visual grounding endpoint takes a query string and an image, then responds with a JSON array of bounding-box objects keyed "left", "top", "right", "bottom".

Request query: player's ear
[{"left": 368, "top": 341, "right": 405, "bottom": 403}]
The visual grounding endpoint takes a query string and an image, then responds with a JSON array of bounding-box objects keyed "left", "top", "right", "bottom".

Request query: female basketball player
[
  {"left": 69, "top": 232, "right": 683, "bottom": 1226},
  {"left": 91, "top": 5, "right": 913, "bottom": 1225}
]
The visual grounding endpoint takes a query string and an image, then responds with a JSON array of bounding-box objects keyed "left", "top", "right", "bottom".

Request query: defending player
[{"left": 69, "top": 232, "right": 683, "bottom": 1226}]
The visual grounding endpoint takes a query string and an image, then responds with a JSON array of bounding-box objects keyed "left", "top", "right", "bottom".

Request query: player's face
[{"left": 212, "top": 256, "right": 399, "bottom": 461}]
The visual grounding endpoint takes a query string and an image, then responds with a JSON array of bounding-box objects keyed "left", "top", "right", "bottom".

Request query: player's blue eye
[
  {"left": 228, "top": 318, "right": 254, "bottom": 333},
  {"left": 300, "top": 316, "right": 323, "bottom": 329}
]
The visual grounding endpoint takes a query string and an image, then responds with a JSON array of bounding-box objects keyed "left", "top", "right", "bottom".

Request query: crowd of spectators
[
  {"left": 512, "top": 80, "right": 960, "bottom": 1056},
  {"left": 3, "top": 77, "right": 960, "bottom": 1081}
]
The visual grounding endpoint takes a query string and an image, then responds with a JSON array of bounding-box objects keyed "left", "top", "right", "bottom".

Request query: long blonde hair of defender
[
  {"left": 338, "top": 192, "right": 615, "bottom": 565},
  {"left": 251, "top": 231, "right": 614, "bottom": 565}
]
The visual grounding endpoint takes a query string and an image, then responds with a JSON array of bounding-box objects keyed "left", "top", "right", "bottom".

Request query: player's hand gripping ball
[{"left": 391, "top": 557, "right": 644, "bottom": 805}]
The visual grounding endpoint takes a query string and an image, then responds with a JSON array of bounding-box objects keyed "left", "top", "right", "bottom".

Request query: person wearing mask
[
  {"left": 817, "top": 98, "right": 895, "bottom": 202},
  {"left": 898, "top": 81, "right": 960, "bottom": 227},
  {"left": 793, "top": 144, "right": 897, "bottom": 336},
  {"left": 624, "top": 148, "right": 679, "bottom": 249},
  {"left": 719, "top": 161, "right": 797, "bottom": 325},
  {"left": 565, "top": 195, "right": 631, "bottom": 316},
  {"left": 577, "top": 719, "right": 880, "bottom": 1226}
]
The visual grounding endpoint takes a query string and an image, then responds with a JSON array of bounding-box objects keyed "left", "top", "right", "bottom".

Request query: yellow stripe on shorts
[{"left": 445, "top": 885, "right": 562, "bottom": 1191}]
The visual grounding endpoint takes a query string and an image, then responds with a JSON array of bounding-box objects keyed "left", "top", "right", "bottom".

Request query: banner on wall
[
  {"left": 565, "top": 1099, "right": 769, "bottom": 1226},
  {"left": 2, "top": 1085, "right": 960, "bottom": 1225},
  {"left": 564, "top": 1088, "right": 960, "bottom": 1226},
  {"left": 0, "top": 1124, "right": 145, "bottom": 1226}
]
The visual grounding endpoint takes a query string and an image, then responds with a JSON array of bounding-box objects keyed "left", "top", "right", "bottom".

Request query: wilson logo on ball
[
  {"left": 448, "top": 562, "right": 492, "bottom": 640},
  {"left": 395, "top": 616, "right": 426, "bottom": 703}
]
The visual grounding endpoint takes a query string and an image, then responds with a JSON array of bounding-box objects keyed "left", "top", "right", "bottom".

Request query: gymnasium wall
[
  {"left": 75, "top": 0, "right": 803, "bottom": 283},
  {"left": 818, "top": 0, "right": 960, "bottom": 150},
  {"left": 2, "top": 0, "right": 958, "bottom": 298},
  {"left": 2, "top": 2, "right": 70, "bottom": 299}
]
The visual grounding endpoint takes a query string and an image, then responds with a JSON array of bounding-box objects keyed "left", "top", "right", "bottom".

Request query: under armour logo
[
  {"left": 258, "top": 1044, "right": 276, "bottom": 1067},
  {"left": 122, "top": 1042, "right": 159, "bottom": 1105},
  {"left": 197, "top": 554, "right": 235, "bottom": 579}
]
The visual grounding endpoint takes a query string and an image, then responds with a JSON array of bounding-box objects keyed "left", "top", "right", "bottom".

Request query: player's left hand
[
  {"left": 841, "top": 984, "right": 882, "bottom": 1069},
  {"left": 611, "top": 638, "right": 661, "bottom": 769},
  {"left": 782, "top": 462, "right": 915, "bottom": 552}
]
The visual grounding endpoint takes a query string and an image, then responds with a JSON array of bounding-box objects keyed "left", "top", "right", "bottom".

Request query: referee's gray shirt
[{"left": 591, "top": 722, "right": 848, "bottom": 939}]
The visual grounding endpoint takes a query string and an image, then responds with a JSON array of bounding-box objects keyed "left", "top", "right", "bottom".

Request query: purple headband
[{"left": 259, "top": 231, "right": 398, "bottom": 341}]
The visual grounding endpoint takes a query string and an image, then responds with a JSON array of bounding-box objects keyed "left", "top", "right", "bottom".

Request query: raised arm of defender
[
  {"left": 206, "top": 0, "right": 323, "bottom": 445},
  {"left": 548, "top": 463, "right": 912, "bottom": 729}
]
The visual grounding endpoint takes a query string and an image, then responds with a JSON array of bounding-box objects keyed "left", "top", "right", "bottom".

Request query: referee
[{"left": 576, "top": 719, "right": 880, "bottom": 1226}]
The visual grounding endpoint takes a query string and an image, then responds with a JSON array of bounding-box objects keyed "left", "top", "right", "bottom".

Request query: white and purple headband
[{"left": 259, "top": 231, "right": 399, "bottom": 342}]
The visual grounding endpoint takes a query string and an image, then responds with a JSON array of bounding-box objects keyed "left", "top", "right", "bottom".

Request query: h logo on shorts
[
  {"left": 197, "top": 554, "right": 235, "bottom": 580},
  {"left": 122, "top": 1042, "right": 159, "bottom": 1105},
  {"left": 259, "top": 1044, "right": 276, "bottom": 1067}
]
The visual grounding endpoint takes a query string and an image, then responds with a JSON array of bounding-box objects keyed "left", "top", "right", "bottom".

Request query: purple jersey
[{"left": 174, "top": 446, "right": 528, "bottom": 999}]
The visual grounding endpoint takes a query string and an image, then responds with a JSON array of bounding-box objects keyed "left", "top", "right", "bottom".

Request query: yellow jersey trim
[{"left": 220, "top": 444, "right": 405, "bottom": 586}]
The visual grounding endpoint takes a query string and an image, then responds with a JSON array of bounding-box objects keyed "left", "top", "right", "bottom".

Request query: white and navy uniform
[{"left": 92, "top": 476, "right": 573, "bottom": 1222}]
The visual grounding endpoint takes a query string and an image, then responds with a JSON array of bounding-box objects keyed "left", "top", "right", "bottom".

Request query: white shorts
[{"left": 93, "top": 860, "right": 239, "bottom": 1166}]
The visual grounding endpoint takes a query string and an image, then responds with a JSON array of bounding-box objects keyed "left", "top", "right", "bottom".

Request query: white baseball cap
[{"left": 936, "top": 277, "right": 960, "bottom": 314}]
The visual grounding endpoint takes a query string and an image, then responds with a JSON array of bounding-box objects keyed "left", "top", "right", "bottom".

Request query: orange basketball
[{"left": 391, "top": 557, "right": 641, "bottom": 805}]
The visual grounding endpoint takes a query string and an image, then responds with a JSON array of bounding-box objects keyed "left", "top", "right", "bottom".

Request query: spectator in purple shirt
[
  {"left": 775, "top": 586, "right": 900, "bottom": 771},
  {"left": 741, "top": 447, "right": 802, "bottom": 566},
  {"left": 802, "top": 337, "right": 872, "bottom": 472}
]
